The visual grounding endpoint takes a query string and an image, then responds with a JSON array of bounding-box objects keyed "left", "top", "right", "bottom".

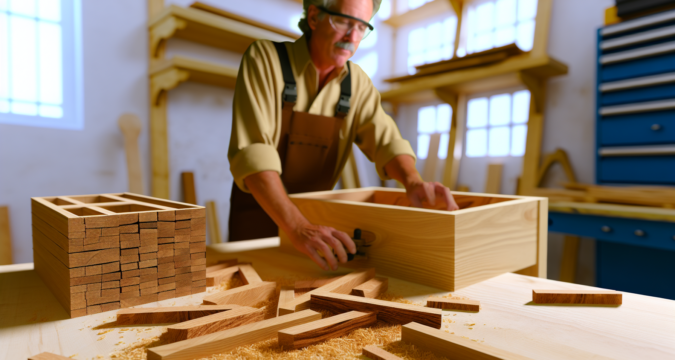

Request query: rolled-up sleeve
[
  {"left": 350, "top": 64, "right": 416, "bottom": 180},
  {"left": 228, "top": 41, "right": 282, "bottom": 192}
]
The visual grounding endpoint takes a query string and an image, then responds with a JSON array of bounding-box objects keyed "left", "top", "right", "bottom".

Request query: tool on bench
[{"left": 348, "top": 228, "right": 375, "bottom": 261}]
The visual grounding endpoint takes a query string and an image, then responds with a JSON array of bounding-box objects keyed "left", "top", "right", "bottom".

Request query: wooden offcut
[
  {"left": 116, "top": 305, "right": 240, "bottom": 325},
  {"left": 532, "top": 290, "right": 622, "bottom": 305},
  {"left": 278, "top": 311, "right": 377, "bottom": 349},
  {"left": 294, "top": 276, "right": 341, "bottom": 292},
  {"left": 118, "top": 113, "right": 144, "bottom": 194},
  {"left": 146, "top": 310, "right": 322, "bottom": 360},
  {"left": 351, "top": 277, "right": 388, "bottom": 298},
  {"left": 205, "top": 258, "right": 237, "bottom": 273},
  {"left": 277, "top": 286, "right": 295, "bottom": 317},
  {"left": 237, "top": 263, "right": 262, "bottom": 285},
  {"left": 362, "top": 345, "right": 403, "bottom": 360},
  {"left": 0, "top": 206, "right": 12, "bottom": 265},
  {"left": 205, "top": 265, "right": 238, "bottom": 287},
  {"left": 310, "top": 291, "right": 442, "bottom": 329},
  {"left": 402, "top": 322, "right": 533, "bottom": 360},
  {"left": 205, "top": 201, "right": 221, "bottom": 244},
  {"left": 202, "top": 281, "right": 276, "bottom": 305},
  {"left": 426, "top": 297, "right": 480, "bottom": 312},
  {"left": 28, "top": 352, "right": 72, "bottom": 360},
  {"left": 181, "top": 172, "right": 197, "bottom": 204},
  {"left": 164, "top": 306, "right": 265, "bottom": 343}
]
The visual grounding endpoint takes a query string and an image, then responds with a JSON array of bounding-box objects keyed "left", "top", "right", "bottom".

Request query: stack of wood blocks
[{"left": 31, "top": 192, "right": 206, "bottom": 318}]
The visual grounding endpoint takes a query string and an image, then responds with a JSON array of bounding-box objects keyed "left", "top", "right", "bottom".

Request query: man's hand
[
  {"left": 405, "top": 181, "right": 459, "bottom": 211},
  {"left": 287, "top": 222, "right": 356, "bottom": 271}
]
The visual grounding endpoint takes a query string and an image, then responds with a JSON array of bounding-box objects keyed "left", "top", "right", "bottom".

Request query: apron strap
[
  {"left": 272, "top": 42, "right": 297, "bottom": 104},
  {"left": 336, "top": 61, "right": 351, "bottom": 119}
]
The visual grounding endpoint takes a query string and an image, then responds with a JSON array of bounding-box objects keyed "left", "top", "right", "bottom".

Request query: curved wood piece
[
  {"left": 118, "top": 114, "right": 144, "bottom": 194},
  {"left": 535, "top": 148, "right": 577, "bottom": 187}
]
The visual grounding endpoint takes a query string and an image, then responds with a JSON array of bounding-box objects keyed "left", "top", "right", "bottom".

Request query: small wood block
[
  {"left": 294, "top": 276, "right": 342, "bottom": 292},
  {"left": 102, "top": 227, "right": 120, "bottom": 236},
  {"left": 146, "top": 310, "right": 321, "bottom": 360},
  {"left": 120, "top": 293, "right": 158, "bottom": 307},
  {"left": 102, "top": 272, "right": 121, "bottom": 282},
  {"left": 158, "top": 221, "right": 176, "bottom": 237},
  {"left": 202, "top": 281, "right": 276, "bottom": 305},
  {"left": 101, "top": 302, "right": 121, "bottom": 312},
  {"left": 119, "top": 224, "right": 138, "bottom": 234},
  {"left": 362, "top": 345, "right": 403, "bottom": 360},
  {"left": 158, "top": 282, "right": 176, "bottom": 292},
  {"left": 427, "top": 297, "right": 480, "bottom": 311},
  {"left": 158, "top": 237, "right": 175, "bottom": 244},
  {"left": 140, "top": 221, "right": 158, "bottom": 229},
  {"left": 121, "top": 248, "right": 139, "bottom": 256},
  {"left": 85, "top": 264, "right": 102, "bottom": 276},
  {"left": 87, "top": 305, "right": 102, "bottom": 315},
  {"left": 401, "top": 322, "right": 532, "bottom": 360},
  {"left": 121, "top": 254, "right": 139, "bottom": 264},
  {"left": 116, "top": 304, "right": 240, "bottom": 325},
  {"left": 310, "top": 291, "right": 442, "bottom": 329},
  {"left": 140, "top": 259, "right": 158, "bottom": 268},
  {"left": 120, "top": 290, "right": 140, "bottom": 300},
  {"left": 190, "top": 223, "right": 206, "bottom": 236},
  {"left": 206, "top": 259, "right": 237, "bottom": 273},
  {"left": 351, "top": 277, "right": 388, "bottom": 299},
  {"left": 121, "top": 277, "right": 140, "bottom": 287},
  {"left": 175, "top": 219, "right": 190, "bottom": 229},
  {"left": 164, "top": 306, "right": 265, "bottom": 343},
  {"left": 158, "top": 290, "right": 176, "bottom": 301},
  {"left": 121, "top": 263, "right": 138, "bottom": 272},
  {"left": 278, "top": 311, "right": 376, "bottom": 350},
  {"left": 532, "top": 290, "right": 622, "bottom": 305},
  {"left": 237, "top": 263, "right": 263, "bottom": 285},
  {"left": 175, "top": 286, "right": 191, "bottom": 297},
  {"left": 140, "top": 252, "right": 158, "bottom": 261},
  {"left": 28, "top": 352, "right": 72, "bottom": 360},
  {"left": 277, "top": 285, "right": 295, "bottom": 317},
  {"left": 141, "top": 286, "right": 159, "bottom": 296},
  {"left": 139, "top": 212, "right": 157, "bottom": 222},
  {"left": 158, "top": 210, "right": 175, "bottom": 221},
  {"left": 101, "top": 261, "right": 120, "bottom": 274},
  {"left": 189, "top": 242, "right": 206, "bottom": 253},
  {"left": 206, "top": 266, "right": 238, "bottom": 287},
  {"left": 102, "top": 280, "right": 120, "bottom": 289}
]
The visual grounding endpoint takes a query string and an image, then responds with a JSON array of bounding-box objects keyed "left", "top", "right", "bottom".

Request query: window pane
[
  {"left": 39, "top": 104, "right": 62, "bottom": 118},
  {"left": 474, "top": 32, "right": 492, "bottom": 52},
  {"left": 475, "top": 2, "right": 494, "bottom": 33},
  {"left": 443, "top": 17, "right": 457, "bottom": 45},
  {"left": 0, "top": 0, "right": 6, "bottom": 11},
  {"left": 511, "top": 124, "right": 528, "bottom": 156},
  {"left": 11, "top": 101, "right": 37, "bottom": 115},
  {"left": 441, "top": 44, "right": 453, "bottom": 60},
  {"left": 466, "top": 129, "right": 487, "bottom": 157},
  {"left": 10, "top": 16, "right": 37, "bottom": 102},
  {"left": 436, "top": 103, "right": 452, "bottom": 132},
  {"left": 0, "top": 13, "right": 8, "bottom": 99},
  {"left": 38, "top": 0, "right": 60, "bottom": 22},
  {"left": 418, "top": 106, "right": 436, "bottom": 133},
  {"left": 512, "top": 90, "right": 530, "bottom": 124},
  {"left": 495, "top": 0, "right": 516, "bottom": 27},
  {"left": 516, "top": 20, "right": 535, "bottom": 51},
  {"left": 0, "top": 99, "right": 8, "bottom": 113},
  {"left": 408, "top": 0, "right": 426, "bottom": 10},
  {"left": 39, "top": 21, "right": 62, "bottom": 105},
  {"left": 489, "top": 94, "right": 511, "bottom": 126},
  {"left": 377, "top": 0, "right": 391, "bottom": 20},
  {"left": 488, "top": 126, "right": 510, "bottom": 157},
  {"left": 467, "top": 98, "right": 488, "bottom": 128},
  {"left": 518, "top": 0, "right": 538, "bottom": 21},
  {"left": 355, "top": 51, "right": 378, "bottom": 78},
  {"left": 417, "top": 134, "right": 430, "bottom": 159},
  {"left": 408, "top": 28, "right": 426, "bottom": 53},
  {"left": 427, "top": 22, "right": 442, "bottom": 48},
  {"left": 10, "top": 0, "right": 36, "bottom": 17},
  {"left": 426, "top": 47, "right": 442, "bottom": 63},
  {"left": 359, "top": 28, "right": 377, "bottom": 49},
  {"left": 494, "top": 26, "right": 515, "bottom": 47},
  {"left": 407, "top": 54, "right": 424, "bottom": 74},
  {"left": 438, "top": 133, "right": 450, "bottom": 159}
]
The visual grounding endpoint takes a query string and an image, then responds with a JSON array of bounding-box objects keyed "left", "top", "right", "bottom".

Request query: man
[{"left": 228, "top": 0, "right": 459, "bottom": 271}]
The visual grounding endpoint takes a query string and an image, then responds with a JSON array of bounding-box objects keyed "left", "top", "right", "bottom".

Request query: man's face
[{"left": 308, "top": 0, "right": 374, "bottom": 69}]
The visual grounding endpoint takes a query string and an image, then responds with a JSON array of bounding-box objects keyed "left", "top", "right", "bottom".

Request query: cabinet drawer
[
  {"left": 598, "top": 154, "right": 675, "bottom": 184},
  {"left": 599, "top": 111, "right": 675, "bottom": 145},
  {"left": 600, "top": 52, "right": 675, "bottom": 82},
  {"left": 600, "top": 83, "right": 675, "bottom": 106}
]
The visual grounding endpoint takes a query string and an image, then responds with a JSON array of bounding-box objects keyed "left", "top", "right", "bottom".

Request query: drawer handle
[
  {"left": 601, "top": 226, "right": 612, "bottom": 233},
  {"left": 651, "top": 124, "right": 662, "bottom": 131},
  {"left": 634, "top": 229, "right": 646, "bottom": 237}
]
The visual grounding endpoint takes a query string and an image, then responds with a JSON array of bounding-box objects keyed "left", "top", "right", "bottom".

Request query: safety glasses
[{"left": 317, "top": 6, "right": 374, "bottom": 40}]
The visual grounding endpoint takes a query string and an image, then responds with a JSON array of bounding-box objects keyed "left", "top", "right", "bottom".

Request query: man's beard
[{"left": 335, "top": 41, "right": 355, "bottom": 53}]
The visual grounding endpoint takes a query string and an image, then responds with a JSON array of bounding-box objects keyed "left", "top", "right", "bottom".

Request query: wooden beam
[
  {"left": 148, "top": 0, "right": 164, "bottom": 22},
  {"left": 277, "top": 286, "right": 295, "bottom": 317},
  {"left": 351, "top": 277, "right": 388, "bottom": 298},
  {"left": 559, "top": 236, "right": 580, "bottom": 283},
  {"left": 278, "top": 311, "right": 377, "bottom": 349},
  {"left": 484, "top": 164, "right": 503, "bottom": 194},
  {"left": 531, "top": 0, "right": 553, "bottom": 59},
  {"left": 363, "top": 345, "right": 403, "bottom": 360},
  {"left": 237, "top": 263, "right": 263, "bottom": 285},
  {"left": 205, "top": 265, "right": 238, "bottom": 287},
  {"left": 421, "top": 133, "right": 441, "bottom": 182},
  {"left": 532, "top": 290, "right": 622, "bottom": 305},
  {"left": 164, "top": 306, "right": 265, "bottom": 343},
  {"left": 278, "top": 268, "right": 375, "bottom": 315},
  {"left": 116, "top": 305, "right": 239, "bottom": 325},
  {"left": 518, "top": 77, "right": 546, "bottom": 196},
  {"left": 295, "top": 276, "right": 342, "bottom": 292},
  {"left": 202, "top": 281, "right": 276, "bottom": 305},
  {"left": 181, "top": 172, "right": 197, "bottom": 204},
  {"left": 402, "top": 322, "right": 533, "bottom": 360},
  {"left": 0, "top": 206, "right": 12, "bottom": 265},
  {"left": 435, "top": 89, "right": 463, "bottom": 190},
  {"left": 205, "top": 201, "right": 221, "bottom": 244},
  {"left": 118, "top": 114, "right": 144, "bottom": 194},
  {"left": 189, "top": 2, "right": 300, "bottom": 39},
  {"left": 426, "top": 297, "right": 480, "bottom": 311},
  {"left": 146, "top": 310, "right": 322, "bottom": 360},
  {"left": 150, "top": 91, "right": 170, "bottom": 199},
  {"left": 309, "top": 291, "right": 442, "bottom": 328}
]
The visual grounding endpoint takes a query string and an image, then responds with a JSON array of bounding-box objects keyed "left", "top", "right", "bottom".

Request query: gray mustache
[{"left": 336, "top": 42, "right": 355, "bottom": 52}]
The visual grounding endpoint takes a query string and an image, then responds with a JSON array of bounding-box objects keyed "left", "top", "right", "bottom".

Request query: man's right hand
[{"left": 288, "top": 221, "right": 356, "bottom": 271}]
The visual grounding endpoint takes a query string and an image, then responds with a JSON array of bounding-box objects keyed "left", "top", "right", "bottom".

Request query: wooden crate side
[
  {"left": 31, "top": 198, "right": 84, "bottom": 236},
  {"left": 453, "top": 199, "right": 538, "bottom": 290},
  {"left": 281, "top": 198, "right": 456, "bottom": 290},
  {"left": 514, "top": 197, "right": 548, "bottom": 278}
]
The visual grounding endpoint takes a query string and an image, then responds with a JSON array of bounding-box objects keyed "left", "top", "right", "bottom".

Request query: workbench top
[{"left": 1, "top": 238, "right": 673, "bottom": 360}]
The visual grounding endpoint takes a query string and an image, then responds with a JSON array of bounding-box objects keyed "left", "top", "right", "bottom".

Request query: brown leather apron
[{"left": 228, "top": 41, "right": 352, "bottom": 241}]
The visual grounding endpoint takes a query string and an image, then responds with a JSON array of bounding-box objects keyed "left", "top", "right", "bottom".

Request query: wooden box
[
  {"left": 31, "top": 192, "right": 207, "bottom": 318},
  {"left": 279, "top": 187, "right": 547, "bottom": 291}
]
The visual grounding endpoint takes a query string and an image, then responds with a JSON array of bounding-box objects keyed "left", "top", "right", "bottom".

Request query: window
[
  {"left": 407, "top": 16, "right": 457, "bottom": 74},
  {"left": 465, "top": 90, "right": 530, "bottom": 157},
  {"left": 417, "top": 104, "right": 451, "bottom": 160},
  {"left": 408, "top": 0, "right": 433, "bottom": 10},
  {"left": 0, "top": 0, "right": 82, "bottom": 129},
  {"left": 458, "top": 0, "right": 537, "bottom": 57}
]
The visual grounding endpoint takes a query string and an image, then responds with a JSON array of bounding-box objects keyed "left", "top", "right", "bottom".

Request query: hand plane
[{"left": 348, "top": 228, "right": 375, "bottom": 261}]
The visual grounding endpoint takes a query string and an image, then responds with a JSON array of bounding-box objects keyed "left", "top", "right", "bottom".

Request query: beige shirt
[{"left": 229, "top": 35, "right": 415, "bottom": 192}]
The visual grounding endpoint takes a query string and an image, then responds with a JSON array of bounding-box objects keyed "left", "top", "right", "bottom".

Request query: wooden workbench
[{"left": 1, "top": 238, "right": 673, "bottom": 359}]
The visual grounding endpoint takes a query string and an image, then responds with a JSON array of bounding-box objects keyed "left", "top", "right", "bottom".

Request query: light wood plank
[
  {"left": 205, "top": 201, "right": 221, "bottom": 244},
  {"left": 426, "top": 297, "right": 480, "bottom": 312},
  {"left": 146, "top": 310, "right": 322, "bottom": 360},
  {"left": 484, "top": 164, "right": 503, "bottom": 194},
  {"left": 532, "top": 290, "right": 622, "bottom": 305},
  {"left": 362, "top": 345, "right": 403, "bottom": 360},
  {"left": 0, "top": 206, "right": 12, "bottom": 265},
  {"left": 116, "top": 305, "right": 240, "bottom": 325},
  {"left": 206, "top": 265, "right": 239, "bottom": 287},
  {"left": 294, "top": 276, "right": 341, "bottom": 292},
  {"left": 164, "top": 306, "right": 264, "bottom": 343},
  {"left": 277, "top": 286, "right": 295, "bottom": 317},
  {"left": 402, "top": 322, "right": 533, "bottom": 360},
  {"left": 278, "top": 311, "right": 377, "bottom": 349},
  {"left": 278, "top": 268, "right": 375, "bottom": 315},
  {"left": 181, "top": 172, "right": 196, "bottom": 204},
  {"left": 28, "top": 352, "right": 72, "bottom": 360},
  {"left": 118, "top": 113, "right": 144, "bottom": 194},
  {"left": 309, "top": 291, "right": 442, "bottom": 328},
  {"left": 202, "top": 281, "right": 276, "bottom": 305},
  {"left": 237, "top": 263, "right": 262, "bottom": 285},
  {"left": 351, "top": 277, "right": 388, "bottom": 298}
]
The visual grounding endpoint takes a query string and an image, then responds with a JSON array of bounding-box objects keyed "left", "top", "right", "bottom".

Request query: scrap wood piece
[
  {"left": 278, "top": 311, "right": 377, "bottom": 349},
  {"left": 164, "top": 306, "right": 265, "bottom": 343},
  {"left": 206, "top": 258, "right": 237, "bottom": 273},
  {"left": 294, "top": 276, "right": 342, "bottom": 292},
  {"left": 277, "top": 286, "right": 295, "bottom": 317},
  {"left": 532, "top": 290, "right": 622, "bottom": 305},
  {"left": 202, "top": 281, "right": 276, "bottom": 305},
  {"left": 181, "top": 172, "right": 197, "bottom": 204},
  {"left": 310, "top": 291, "right": 442, "bottom": 329},
  {"left": 402, "top": 322, "right": 533, "bottom": 360},
  {"left": 362, "top": 345, "right": 403, "bottom": 360},
  {"left": 116, "top": 304, "right": 240, "bottom": 325},
  {"left": 146, "top": 310, "right": 322, "bottom": 360},
  {"left": 237, "top": 263, "right": 263, "bottom": 285},
  {"left": 28, "top": 352, "right": 72, "bottom": 360},
  {"left": 206, "top": 265, "right": 239, "bottom": 287},
  {"left": 0, "top": 206, "right": 12, "bottom": 265},
  {"left": 279, "top": 268, "right": 375, "bottom": 316},
  {"left": 426, "top": 297, "right": 480, "bottom": 312},
  {"left": 351, "top": 276, "right": 388, "bottom": 298}
]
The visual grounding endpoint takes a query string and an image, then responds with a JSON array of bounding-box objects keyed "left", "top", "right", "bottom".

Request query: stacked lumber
[{"left": 31, "top": 193, "right": 206, "bottom": 318}]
